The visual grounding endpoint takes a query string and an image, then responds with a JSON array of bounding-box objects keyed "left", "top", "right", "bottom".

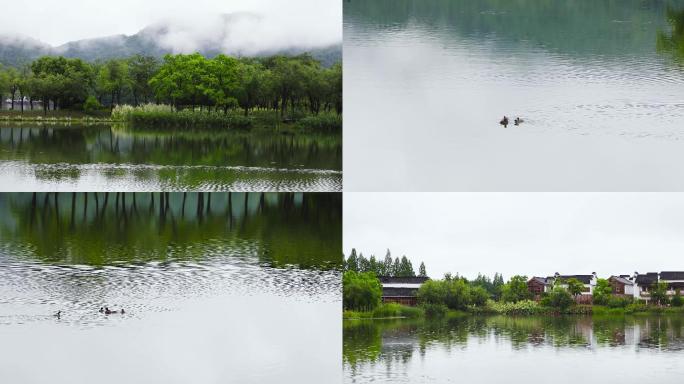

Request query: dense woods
[{"left": 0, "top": 53, "right": 342, "bottom": 118}]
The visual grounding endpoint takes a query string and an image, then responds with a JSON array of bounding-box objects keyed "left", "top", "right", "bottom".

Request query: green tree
[
  {"left": 592, "top": 278, "right": 612, "bottom": 305},
  {"left": 469, "top": 285, "right": 489, "bottom": 307},
  {"left": 650, "top": 281, "right": 670, "bottom": 306},
  {"left": 501, "top": 275, "right": 531, "bottom": 303},
  {"left": 357, "top": 253, "right": 370, "bottom": 272},
  {"left": 396, "top": 255, "right": 415, "bottom": 277},
  {"left": 492, "top": 273, "right": 504, "bottom": 300},
  {"left": 418, "top": 262, "right": 427, "bottom": 277},
  {"left": 547, "top": 286, "right": 573, "bottom": 310},
  {"left": 346, "top": 249, "right": 359, "bottom": 272},
  {"left": 671, "top": 289, "right": 683, "bottom": 307},
  {"left": 565, "top": 278, "right": 585, "bottom": 297},
  {"left": 417, "top": 279, "right": 448, "bottom": 306},
  {"left": 382, "top": 250, "right": 393, "bottom": 276},
  {"left": 343, "top": 271, "right": 383, "bottom": 311},
  {"left": 128, "top": 55, "right": 159, "bottom": 105}
]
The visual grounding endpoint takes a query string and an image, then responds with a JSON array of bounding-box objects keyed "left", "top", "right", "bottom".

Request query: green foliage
[
  {"left": 296, "top": 113, "right": 342, "bottom": 132},
  {"left": 83, "top": 96, "right": 103, "bottom": 114},
  {"left": 372, "top": 303, "right": 423, "bottom": 319},
  {"left": 344, "top": 249, "right": 421, "bottom": 277},
  {"left": 111, "top": 104, "right": 252, "bottom": 129},
  {"left": 421, "top": 303, "right": 449, "bottom": 318},
  {"left": 484, "top": 299, "right": 544, "bottom": 315},
  {"left": 672, "top": 289, "right": 683, "bottom": 307},
  {"left": 592, "top": 278, "right": 612, "bottom": 305},
  {"left": 547, "top": 286, "right": 574, "bottom": 310},
  {"left": 343, "top": 271, "right": 383, "bottom": 312},
  {"left": 565, "top": 278, "right": 586, "bottom": 296},
  {"left": 1, "top": 53, "right": 341, "bottom": 121},
  {"left": 417, "top": 277, "right": 489, "bottom": 311},
  {"left": 606, "top": 296, "right": 633, "bottom": 308},
  {"left": 501, "top": 275, "right": 531, "bottom": 303},
  {"left": 650, "top": 281, "right": 670, "bottom": 306},
  {"left": 418, "top": 262, "right": 427, "bottom": 277}
]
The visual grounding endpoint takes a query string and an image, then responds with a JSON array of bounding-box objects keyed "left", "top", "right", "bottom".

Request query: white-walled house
[
  {"left": 658, "top": 272, "right": 684, "bottom": 295},
  {"left": 547, "top": 272, "right": 598, "bottom": 294}
]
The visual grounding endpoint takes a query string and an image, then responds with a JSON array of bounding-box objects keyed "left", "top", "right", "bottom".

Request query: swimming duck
[
  {"left": 54, "top": 310, "right": 61, "bottom": 319},
  {"left": 499, "top": 116, "right": 509, "bottom": 128},
  {"left": 104, "top": 307, "right": 125, "bottom": 315},
  {"left": 99, "top": 307, "right": 104, "bottom": 313},
  {"left": 514, "top": 117, "right": 523, "bottom": 125}
]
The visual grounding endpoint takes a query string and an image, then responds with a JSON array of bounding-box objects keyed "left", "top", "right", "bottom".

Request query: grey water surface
[
  {"left": 344, "top": 0, "right": 684, "bottom": 191},
  {"left": 0, "top": 192, "right": 342, "bottom": 384},
  {"left": 0, "top": 125, "right": 342, "bottom": 191},
  {"left": 344, "top": 315, "right": 684, "bottom": 383}
]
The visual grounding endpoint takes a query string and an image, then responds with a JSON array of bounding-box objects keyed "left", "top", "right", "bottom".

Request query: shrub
[
  {"left": 83, "top": 96, "right": 103, "bottom": 115},
  {"left": 371, "top": 303, "right": 423, "bottom": 318},
  {"left": 607, "top": 296, "right": 632, "bottom": 308},
  {"left": 343, "top": 271, "right": 383, "bottom": 312},
  {"left": 547, "top": 286, "right": 574, "bottom": 310},
  {"left": 501, "top": 275, "right": 532, "bottom": 303},
  {"left": 485, "top": 299, "right": 544, "bottom": 315},
  {"left": 422, "top": 303, "right": 448, "bottom": 318},
  {"left": 672, "top": 289, "right": 683, "bottom": 307},
  {"left": 296, "top": 113, "right": 342, "bottom": 132}
]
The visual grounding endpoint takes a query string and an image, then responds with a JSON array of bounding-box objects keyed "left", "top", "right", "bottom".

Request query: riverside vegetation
[
  {"left": 0, "top": 53, "right": 341, "bottom": 131},
  {"left": 342, "top": 250, "right": 684, "bottom": 320}
]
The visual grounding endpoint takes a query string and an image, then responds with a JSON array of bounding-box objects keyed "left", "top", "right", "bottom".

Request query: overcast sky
[
  {"left": 344, "top": 193, "right": 684, "bottom": 280},
  {"left": 0, "top": 0, "right": 341, "bottom": 47}
]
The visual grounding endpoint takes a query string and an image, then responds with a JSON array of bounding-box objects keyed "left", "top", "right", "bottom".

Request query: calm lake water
[
  {"left": 0, "top": 192, "right": 342, "bottom": 384},
  {"left": 0, "top": 125, "right": 342, "bottom": 191},
  {"left": 345, "top": 0, "right": 684, "bottom": 191},
  {"left": 344, "top": 315, "right": 684, "bottom": 383}
]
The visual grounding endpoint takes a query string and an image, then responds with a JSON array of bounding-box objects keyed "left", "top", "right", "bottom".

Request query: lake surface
[
  {"left": 344, "top": 315, "right": 684, "bottom": 383},
  {"left": 344, "top": 0, "right": 684, "bottom": 191},
  {"left": 0, "top": 192, "right": 342, "bottom": 384},
  {"left": 0, "top": 124, "right": 342, "bottom": 191}
]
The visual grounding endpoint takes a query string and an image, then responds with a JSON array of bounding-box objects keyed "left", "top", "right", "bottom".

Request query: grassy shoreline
[
  {"left": 0, "top": 106, "right": 342, "bottom": 132},
  {"left": 344, "top": 302, "right": 684, "bottom": 320}
]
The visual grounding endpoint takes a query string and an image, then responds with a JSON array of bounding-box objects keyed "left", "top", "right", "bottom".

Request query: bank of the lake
[{"left": 344, "top": 301, "right": 684, "bottom": 321}]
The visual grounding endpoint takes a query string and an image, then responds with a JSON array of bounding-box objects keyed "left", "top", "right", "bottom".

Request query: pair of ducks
[
  {"left": 53, "top": 307, "right": 125, "bottom": 319},
  {"left": 100, "top": 307, "right": 125, "bottom": 315},
  {"left": 499, "top": 116, "right": 523, "bottom": 128}
]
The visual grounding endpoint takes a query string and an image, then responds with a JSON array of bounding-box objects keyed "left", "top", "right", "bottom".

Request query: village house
[
  {"left": 608, "top": 275, "right": 636, "bottom": 298},
  {"left": 659, "top": 271, "right": 684, "bottom": 295},
  {"left": 527, "top": 273, "right": 597, "bottom": 303},
  {"left": 527, "top": 276, "right": 552, "bottom": 300},
  {"left": 378, "top": 276, "right": 429, "bottom": 306},
  {"left": 634, "top": 272, "right": 659, "bottom": 302}
]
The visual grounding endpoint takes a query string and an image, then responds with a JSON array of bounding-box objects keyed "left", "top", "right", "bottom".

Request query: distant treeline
[
  {"left": 344, "top": 249, "right": 427, "bottom": 278},
  {"left": 0, "top": 53, "right": 342, "bottom": 117}
]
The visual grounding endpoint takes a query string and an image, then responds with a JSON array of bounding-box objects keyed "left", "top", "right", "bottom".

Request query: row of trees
[
  {"left": 344, "top": 249, "right": 427, "bottom": 278},
  {"left": 0, "top": 53, "right": 342, "bottom": 116}
]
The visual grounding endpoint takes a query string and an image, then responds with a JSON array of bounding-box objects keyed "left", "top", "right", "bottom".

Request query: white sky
[
  {"left": 344, "top": 193, "right": 684, "bottom": 280},
  {"left": 0, "top": 0, "right": 341, "bottom": 47}
]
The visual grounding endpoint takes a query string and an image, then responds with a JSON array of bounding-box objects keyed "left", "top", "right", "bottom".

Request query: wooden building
[{"left": 378, "top": 276, "right": 429, "bottom": 306}]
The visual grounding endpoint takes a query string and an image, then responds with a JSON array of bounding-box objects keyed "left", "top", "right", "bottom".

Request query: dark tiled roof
[
  {"left": 635, "top": 273, "right": 658, "bottom": 285},
  {"left": 552, "top": 275, "right": 594, "bottom": 284},
  {"left": 609, "top": 276, "right": 633, "bottom": 285},
  {"left": 529, "top": 277, "right": 550, "bottom": 285},
  {"left": 382, "top": 287, "right": 420, "bottom": 297},
  {"left": 660, "top": 271, "right": 684, "bottom": 281},
  {"left": 378, "top": 276, "right": 430, "bottom": 284}
]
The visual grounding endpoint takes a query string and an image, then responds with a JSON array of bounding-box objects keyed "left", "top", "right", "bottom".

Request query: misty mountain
[{"left": 0, "top": 15, "right": 342, "bottom": 67}]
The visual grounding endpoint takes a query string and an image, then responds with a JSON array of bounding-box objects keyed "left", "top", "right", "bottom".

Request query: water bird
[
  {"left": 499, "top": 116, "right": 509, "bottom": 128},
  {"left": 53, "top": 310, "right": 61, "bottom": 319},
  {"left": 103, "top": 307, "right": 124, "bottom": 315},
  {"left": 514, "top": 117, "right": 524, "bottom": 125}
]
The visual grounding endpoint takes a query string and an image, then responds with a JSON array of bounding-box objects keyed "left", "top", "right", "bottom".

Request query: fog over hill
[{"left": 0, "top": 13, "right": 342, "bottom": 67}]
